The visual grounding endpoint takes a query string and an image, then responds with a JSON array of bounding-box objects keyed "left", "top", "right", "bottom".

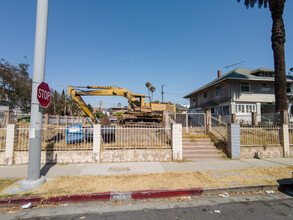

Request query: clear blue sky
[{"left": 1, "top": 0, "right": 293, "bottom": 108}]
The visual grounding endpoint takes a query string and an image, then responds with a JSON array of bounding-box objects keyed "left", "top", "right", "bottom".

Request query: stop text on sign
[
  {"left": 37, "top": 82, "right": 51, "bottom": 108},
  {"left": 38, "top": 88, "right": 51, "bottom": 100}
]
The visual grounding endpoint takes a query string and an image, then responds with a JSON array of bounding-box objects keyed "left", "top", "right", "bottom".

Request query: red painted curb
[
  {"left": 131, "top": 188, "right": 203, "bottom": 199},
  {"left": 0, "top": 188, "right": 203, "bottom": 206},
  {"left": 48, "top": 192, "right": 111, "bottom": 203},
  {"left": 0, "top": 196, "right": 42, "bottom": 206}
]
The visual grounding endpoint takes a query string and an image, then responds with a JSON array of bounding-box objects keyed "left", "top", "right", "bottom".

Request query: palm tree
[
  {"left": 145, "top": 82, "right": 151, "bottom": 97},
  {"left": 237, "top": 0, "right": 287, "bottom": 113},
  {"left": 150, "top": 86, "right": 156, "bottom": 101}
]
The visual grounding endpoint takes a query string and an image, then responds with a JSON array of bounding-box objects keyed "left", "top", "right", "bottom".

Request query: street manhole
[{"left": 108, "top": 167, "right": 131, "bottom": 172}]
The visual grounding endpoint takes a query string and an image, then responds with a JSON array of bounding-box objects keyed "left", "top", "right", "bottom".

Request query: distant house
[
  {"left": 176, "top": 104, "right": 189, "bottom": 114},
  {"left": 184, "top": 67, "right": 293, "bottom": 122},
  {"left": 111, "top": 107, "right": 127, "bottom": 115}
]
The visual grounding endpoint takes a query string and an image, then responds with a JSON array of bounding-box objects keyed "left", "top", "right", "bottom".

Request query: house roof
[{"left": 184, "top": 67, "right": 293, "bottom": 98}]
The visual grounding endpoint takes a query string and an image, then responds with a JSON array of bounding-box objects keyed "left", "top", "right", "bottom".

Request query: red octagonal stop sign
[{"left": 37, "top": 82, "right": 51, "bottom": 108}]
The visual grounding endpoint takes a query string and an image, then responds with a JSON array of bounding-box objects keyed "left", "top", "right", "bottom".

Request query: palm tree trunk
[{"left": 269, "top": 0, "right": 287, "bottom": 112}]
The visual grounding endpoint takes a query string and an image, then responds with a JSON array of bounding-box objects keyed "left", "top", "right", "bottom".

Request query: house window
[
  {"left": 223, "top": 106, "right": 229, "bottom": 115},
  {"left": 235, "top": 104, "right": 256, "bottom": 114},
  {"left": 204, "top": 91, "right": 207, "bottom": 98},
  {"left": 287, "top": 83, "right": 291, "bottom": 93},
  {"left": 216, "top": 86, "right": 221, "bottom": 96},
  {"left": 241, "top": 82, "right": 250, "bottom": 92},
  {"left": 262, "top": 83, "right": 267, "bottom": 88}
]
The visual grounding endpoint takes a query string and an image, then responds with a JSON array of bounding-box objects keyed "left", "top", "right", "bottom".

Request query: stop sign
[{"left": 37, "top": 82, "right": 51, "bottom": 108}]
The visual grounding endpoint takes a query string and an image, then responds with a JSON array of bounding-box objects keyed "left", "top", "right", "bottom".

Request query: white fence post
[
  {"left": 93, "top": 124, "right": 101, "bottom": 163},
  {"left": 5, "top": 124, "right": 15, "bottom": 165},
  {"left": 280, "top": 124, "right": 290, "bottom": 157},
  {"left": 172, "top": 123, "right": 182, "bottom": 160}
]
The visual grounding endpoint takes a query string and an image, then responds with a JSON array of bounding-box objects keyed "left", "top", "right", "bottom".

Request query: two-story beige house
[{"left": 184, "top": 67, "right": 293, "bottom": 121}]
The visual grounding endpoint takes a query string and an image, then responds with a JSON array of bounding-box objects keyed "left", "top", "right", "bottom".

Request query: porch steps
[{"left": 182, "top": 133, "right": 224, "bottom": 160}]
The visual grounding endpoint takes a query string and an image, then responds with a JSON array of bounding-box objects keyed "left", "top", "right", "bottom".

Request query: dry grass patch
[
  {"left": 183, "top": 133, "right": 209, "bottom": 139},
  {"left": 0, "top": 179, "right": 20, "bottom": 193}
]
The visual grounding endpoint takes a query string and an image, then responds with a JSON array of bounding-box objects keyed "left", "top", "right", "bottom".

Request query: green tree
[
  {"left": 95, "top": 111, "right": 104, "bottom": 119},
  {"left": 59, "top": 90, "right": 66, "bottom": 115},
  {"left": 145, "top": 82, "right": 151, "bottom": 97},
  {"left": 0, "top": 58, "right": 32, "bottom": 113},
  {"left": 87, "top": 103, "right": 93, "bottom": 113},
  {"left": 237, "top": 0, "right": 287, "bottom": 112},
  {"left": 43, "top": 88, "right": 55, "bottom": 114},
  {"left": 150, "top": 86, "right": 156, "bottom": 101},
  {"left": 53, "top": 90, "right": 61, "bottom": 115}
]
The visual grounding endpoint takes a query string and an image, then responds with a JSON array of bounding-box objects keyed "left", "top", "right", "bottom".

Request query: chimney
[{"left": 217, "top": 70, "right": 222, "bottom": 78}]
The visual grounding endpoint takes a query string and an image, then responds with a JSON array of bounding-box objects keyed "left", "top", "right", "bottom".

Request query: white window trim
[{"left": 235, "top": 103, "right": 256, "bottom": 115}]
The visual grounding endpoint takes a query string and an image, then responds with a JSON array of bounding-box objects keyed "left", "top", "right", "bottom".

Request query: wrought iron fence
[
  {"left": 240, "top": 126, "right": 280, "bottom": 147},
  {"left": 101, "top": 125, "right": 171, "bottom": 150},
  {"left": 0, "top": 127, "right": 6, "bottom": 152},
  {"left": 171, "top": 113, "right": 206, "bottom": 133},
  {"left": 15, "top": 125, "right": 93, "bottom": 151},
  {"left": 209, "top": 116, "right": 227, "bottom": 141}
]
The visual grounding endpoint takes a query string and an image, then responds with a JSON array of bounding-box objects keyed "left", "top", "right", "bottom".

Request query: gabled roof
[{"left": 184, "top": 67, "right": 293, "bottom": 98}]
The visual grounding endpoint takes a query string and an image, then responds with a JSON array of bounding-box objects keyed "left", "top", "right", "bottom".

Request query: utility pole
[
  {"left": 21, "top": 0, "right": 49, "bottom": 189},
  {"left": 161, "top": 84, "right": 164, "bottom": 103}
]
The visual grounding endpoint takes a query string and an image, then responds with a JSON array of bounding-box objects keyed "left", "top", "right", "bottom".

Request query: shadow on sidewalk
[
  {"left": 277, "top": 178, "right": 293, "bottom": 197},
  {"left": 40, "top": 145, "right": 57, "bottom": 176}
]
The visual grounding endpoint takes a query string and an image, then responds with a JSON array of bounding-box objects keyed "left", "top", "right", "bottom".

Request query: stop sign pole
[{"left": 21, "top": 0, "right": 49, "bottom": 189}]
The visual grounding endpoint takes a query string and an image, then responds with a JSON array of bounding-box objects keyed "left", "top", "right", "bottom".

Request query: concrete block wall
[
  {"left": 0, "top": 153, "right": 5, "bottom": 164},
  {"left": 227, "top": 124, "right": 240, "bottom": 159},
  {"left": 13, "top": 151, "right": 94, "bottom": 165},
  {"left": 241, "top": 146, "right": 284, "bottom": 159},
  {"left": 100, "top": 149, "right": 172, "bottom": 163}
]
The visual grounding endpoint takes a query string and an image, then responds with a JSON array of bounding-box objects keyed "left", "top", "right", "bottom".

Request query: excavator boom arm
[{"left": 68, "top": 85, "right": 98, "bottom": 124}]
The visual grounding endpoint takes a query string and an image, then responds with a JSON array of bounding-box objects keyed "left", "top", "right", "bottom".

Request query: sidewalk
[{"left": 0, "top": 158, "right": 293, "bottom": 179}]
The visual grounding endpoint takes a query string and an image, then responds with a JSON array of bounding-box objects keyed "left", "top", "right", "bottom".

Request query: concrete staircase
[{"left": 182, "top": 133, "right": 223, "bottom": 160}]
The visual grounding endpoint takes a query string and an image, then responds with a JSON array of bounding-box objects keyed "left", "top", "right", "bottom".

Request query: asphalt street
[
  {"left": 39, "top": 198, "right": 293, "bottom": 220},
  {"left": 2, "top": 192, "right": 293, "bottom": 220}
]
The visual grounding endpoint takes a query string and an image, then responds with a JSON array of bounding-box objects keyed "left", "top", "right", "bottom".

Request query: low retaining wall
[
  {"left": 240, "top": 146, "right": 284, "bottom": 159},
  {"left": 2, "top": 149, "right": 173, "bottom": 165},
  {"left": 0, "top": 152, "right": 5, "bottom": 164},
  {"left": 13, "top": 151, "right": 94, "bottom": 165},
  {"left": 100, "top": 149, "right": 172, "bottom": 163}
]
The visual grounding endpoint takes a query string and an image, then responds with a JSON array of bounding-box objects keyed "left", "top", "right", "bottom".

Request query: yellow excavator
[{"left": 68, "top": 85, "right": 176, "bottom": 125}]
